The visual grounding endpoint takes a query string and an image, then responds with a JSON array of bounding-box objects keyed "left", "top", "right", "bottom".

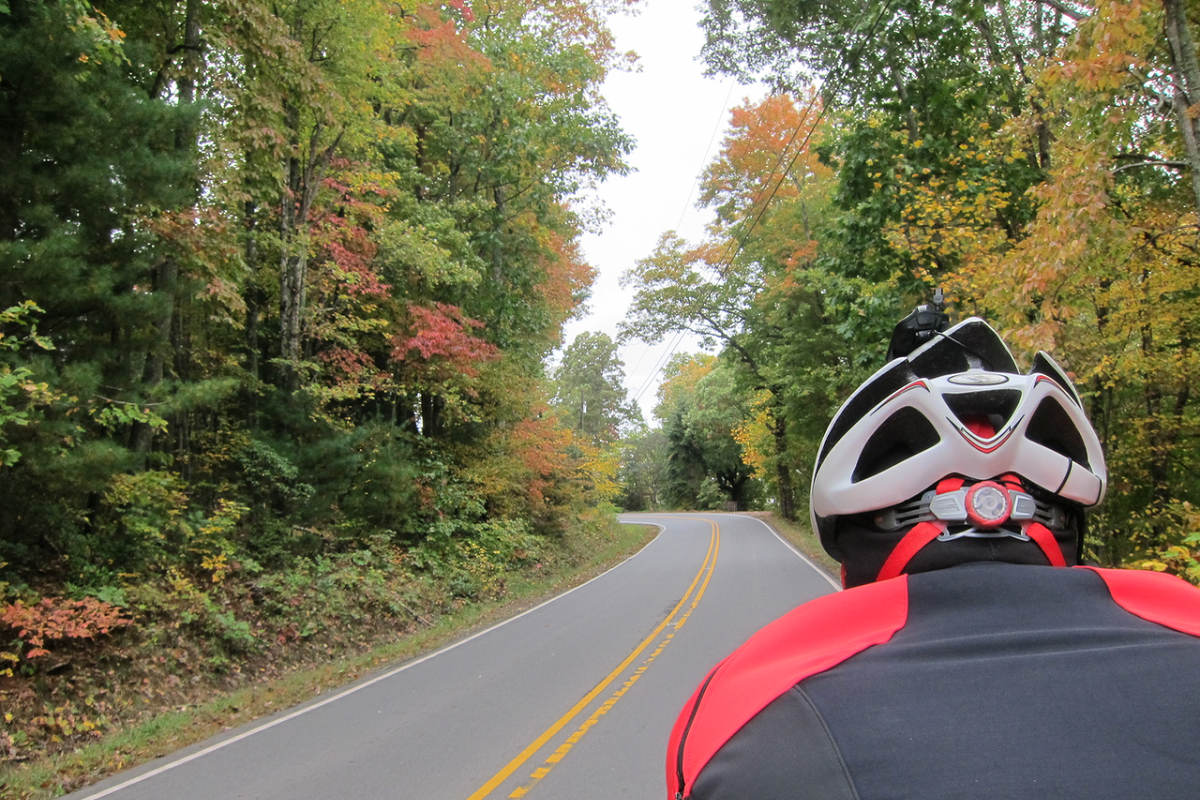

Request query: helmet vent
[
  {"left": 943, "top": 390, "right": 1021, "bottom": 432},
  {"left": 1026, "top": 397, "right": 1091, "bottom": 467},
  {"left": 853, "top": 407, "right": 941, "bottom": 483},
  {"left": 1031, "top": 352, "right": 1083, "bottom": 407}
]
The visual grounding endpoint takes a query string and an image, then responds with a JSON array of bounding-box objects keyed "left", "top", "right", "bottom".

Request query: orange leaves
[
  {"left": 465, "top": 408, "right": 581, "bottom": 516},
  {"left": 1, "top": 597, "right": 132, "bottom": 664},
  {"left": 701, "top": 90, "right": 831, "bottom": 224},
  {"left": 404, "top": 2, "right": 490, "bottom": 72},
  {"left": 536, "top": 230, "right": 597, "bottom": 328},
  {"left": 1042, "top": 0, "right": 1156, "bottom": 93},
  {"left": 510, "top": 415, "right": 575, "bottom": 504}
]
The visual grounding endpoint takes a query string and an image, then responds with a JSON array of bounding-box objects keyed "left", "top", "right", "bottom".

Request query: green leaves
[{"left": 551, "top": 331, "right": 640, "bottom": 445}]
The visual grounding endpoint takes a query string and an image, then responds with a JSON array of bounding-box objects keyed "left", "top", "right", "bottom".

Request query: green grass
[{"left": 0, "top": 521, "right": 657, "bottom": 800}]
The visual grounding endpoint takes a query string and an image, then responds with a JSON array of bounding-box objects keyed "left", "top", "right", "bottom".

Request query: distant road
[{"left": 69, "top": 514, "right": 839, "bottom": 800}]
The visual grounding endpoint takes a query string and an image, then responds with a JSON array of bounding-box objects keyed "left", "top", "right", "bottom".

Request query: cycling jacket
[{"left": 667, "top": 562, "right": 1200, "bottom": 800}]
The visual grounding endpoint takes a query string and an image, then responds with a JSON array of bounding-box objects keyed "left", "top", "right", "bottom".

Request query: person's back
[{"left": 667, "top": 313, "right": 1200, "bottom": 799}]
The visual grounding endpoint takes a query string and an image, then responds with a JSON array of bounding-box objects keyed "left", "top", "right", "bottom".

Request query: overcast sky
[{"left": 558, "top": 0, "right": 761, "bottom": 421}]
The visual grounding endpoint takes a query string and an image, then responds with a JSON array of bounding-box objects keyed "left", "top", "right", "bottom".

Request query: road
[{"left": 69, "top": 513, "right": 839, "bottom": 800}]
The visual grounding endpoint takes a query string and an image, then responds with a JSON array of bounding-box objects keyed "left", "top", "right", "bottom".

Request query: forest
[{"left": 2, "top": 0, "right": 1200, "bottom": 779}]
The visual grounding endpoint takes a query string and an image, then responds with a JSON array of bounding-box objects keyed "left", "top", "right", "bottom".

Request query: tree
[
  {"left": 0, "top": 0, "right": 636, "bottom": 591},
  {"left": 620, "top": 92, "right": 846, "bottom": 520},
  {"left": 551, "top": 331, "right": 640, "bottom": 444},
  {"left": 942, "top": 0, "right": 1200, "bottom": 570},
  {"left": 695, "top": 0, "right": 1200, "bottom": 582},
  {"left": 617, "top": 425, "right": 669, "bottom": 511},
  {"left": 653, "top": 355, "right": 758, "bottom": 511}
]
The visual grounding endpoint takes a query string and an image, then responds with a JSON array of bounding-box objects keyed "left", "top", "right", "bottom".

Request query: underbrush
[{"left": 0, "top": 511, "right": 652, "bottom": 799}]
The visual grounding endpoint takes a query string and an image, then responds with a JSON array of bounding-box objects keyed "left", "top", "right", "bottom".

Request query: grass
[{"left": 0, "top": 520, "right": 658, "bottom": 800}]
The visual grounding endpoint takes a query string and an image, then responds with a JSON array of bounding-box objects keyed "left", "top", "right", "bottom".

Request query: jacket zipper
[{"left": 675, "top": 670, "right": 717, "bottom": 800}]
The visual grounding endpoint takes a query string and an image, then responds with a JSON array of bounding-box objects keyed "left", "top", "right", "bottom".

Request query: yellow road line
[
  {"left": 507, "top": 523, "right": 720, "bottom": 799},
  {"left": 466, "top": 522, "right": 720, "bottom": 800}
]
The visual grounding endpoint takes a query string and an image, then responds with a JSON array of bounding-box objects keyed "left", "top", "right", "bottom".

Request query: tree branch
[{"left": 1034, "top": 0, "right": 1086, "bottom": 23}]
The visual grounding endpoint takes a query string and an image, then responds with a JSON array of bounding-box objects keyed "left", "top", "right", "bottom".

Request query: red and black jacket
[{"left": 667, "top": 563, "right": 1200, "bottom": 800}]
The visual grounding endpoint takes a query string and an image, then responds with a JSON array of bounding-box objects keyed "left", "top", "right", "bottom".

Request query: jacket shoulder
[
  {"left": 668, "top": 577, "right": 909, "bottom": 799},
  {"left": 1082, "top": 566, "right": 1200, "bottom": 636}
]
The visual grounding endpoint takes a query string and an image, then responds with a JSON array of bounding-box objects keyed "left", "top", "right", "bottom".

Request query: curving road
[{"left": 69, "top": 513, "right": 839, "bottom": 800}]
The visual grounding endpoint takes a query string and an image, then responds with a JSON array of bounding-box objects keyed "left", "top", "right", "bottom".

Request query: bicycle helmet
[{"left": 811, "top": 317, "right": 1106, "bottom": 586}]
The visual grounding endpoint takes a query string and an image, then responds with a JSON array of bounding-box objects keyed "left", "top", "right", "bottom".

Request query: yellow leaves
[
  {"left": 1040, "top": 0, "right": 1156, "bottom": 97},
  {"left": 576, "top": 441, "right": 622, "bottom": 504},
  {"left": 731, "top": 392, "right": 774, "bottom": 479},
  {"left": 201, "top": 553, "right": 230, "bottom": 583},
  {"left": 883, "top": 129, "right": 1014, "bottom": 270}
]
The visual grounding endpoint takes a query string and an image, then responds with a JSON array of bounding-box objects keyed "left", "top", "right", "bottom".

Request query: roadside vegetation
[
  {"left": 0, "top": 517, "right": 654, "bottom": 798},
  {"left": 1, "top": 0, "right": 641, "bottom": 786}
]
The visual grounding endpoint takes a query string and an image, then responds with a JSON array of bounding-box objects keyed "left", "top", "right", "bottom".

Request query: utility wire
[
  {"left": 630, "top": 0, "right": 898, "bottom": 408},
  {"left": 714, "top": 0, "right": 897, "bottom": 268},
  {"left": 628, "top": 77, "right": 739, "bottom": 409}
]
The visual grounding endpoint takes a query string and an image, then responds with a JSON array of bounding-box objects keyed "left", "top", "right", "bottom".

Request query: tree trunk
[
  {"left": 1163, "top": 0, "right": 1200, "bottom": 215},
  {"left": 244, "top": 200, "right": 260, "bottom": 383},
  {"left": 771, "top": 411, "right": 796, "bottom": 521},
  {"left": 279, "top": 101, "right": 305, "bottom": 392},
  {"left": 279, "top": 100, "right": 342, "bottom": 392},
  {"left": 136, "top": 0, "right": 202, "bottom": 454}
]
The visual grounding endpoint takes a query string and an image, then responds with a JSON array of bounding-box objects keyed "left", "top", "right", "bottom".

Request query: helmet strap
[
  {"left": 875, "top": 520, "right": 945, "bottom": 582},
  {"left": 1025, "top": 521, "right": 1067, "bottom": 567},
  {"left": 872, "top": 477, "right": 1067, "bottom": 582}
]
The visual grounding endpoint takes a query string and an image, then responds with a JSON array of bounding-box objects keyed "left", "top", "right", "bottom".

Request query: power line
[
  {"left": 627, "top": 77, "right": 739, "bottom": 410},
  {"left": 714, "top": 0, "right": 896, "bottom": 269},
  {"left": 631, "top": 328, "right": 689, "bottom": 406},
  {"left": 628, "top": 1, "right": 898, "bottom": 409},
  {"left": 676, "top": 77, "right": 739, "bottom": 234}
]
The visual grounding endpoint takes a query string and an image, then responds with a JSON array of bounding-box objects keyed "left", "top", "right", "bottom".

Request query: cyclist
[{"left": 667, "top": 314, "right": 1200, "bottom": 800}]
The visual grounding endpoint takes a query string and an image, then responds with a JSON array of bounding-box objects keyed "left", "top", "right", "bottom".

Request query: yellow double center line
[{"left": 466, "top": 520, "right": 720, "bottom": 800}]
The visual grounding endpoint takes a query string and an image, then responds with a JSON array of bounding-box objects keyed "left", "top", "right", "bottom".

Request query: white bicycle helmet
[{"left": 811, "top": 317, "right": 1106, "bottom": 564}]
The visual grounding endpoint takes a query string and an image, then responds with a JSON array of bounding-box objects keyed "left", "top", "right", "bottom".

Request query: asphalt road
[{"left": 69, "top": 513, "right": 839, "bottom": 800}]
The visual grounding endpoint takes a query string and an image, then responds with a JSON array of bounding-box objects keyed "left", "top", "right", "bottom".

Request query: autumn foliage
[
  {"left": 620, "top": 0, "right": 1200, "bottom": 575},
  {"left": 1, "top": 598, "right": 131, "bottom": 668},
  {"left": 0, "top": 0, "right": 632, "bottom": 767}
]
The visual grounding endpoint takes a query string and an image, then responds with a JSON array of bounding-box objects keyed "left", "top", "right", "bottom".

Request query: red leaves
[
  {"left": 393, "top": 302, "right": 499, "bottom": 380},
  {"left": 318, "top": 346, "right": 378, "bottom": 382},
  {"left": 314, "top": 180, "right": 389, "bottom": 299},
  {"left": 444, "top": 0, "right": 475, "bottom": 23}
]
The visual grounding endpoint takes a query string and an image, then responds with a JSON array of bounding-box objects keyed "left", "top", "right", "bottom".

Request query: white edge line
[
  {"left": 76, "top": 523, "right": 667, "bottom": 800},
  {"left": 746, "top": 515, "right": 842, "bottom": 591}
]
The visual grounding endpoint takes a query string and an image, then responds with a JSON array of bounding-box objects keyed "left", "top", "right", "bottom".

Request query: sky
[{"left": 558, "top": 0, "right": 761, "bottom": 421}]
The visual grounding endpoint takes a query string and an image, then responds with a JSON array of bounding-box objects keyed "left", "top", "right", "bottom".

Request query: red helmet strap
[{"left": 873, "top": 478, "right": 1067, "bottom": 582}]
